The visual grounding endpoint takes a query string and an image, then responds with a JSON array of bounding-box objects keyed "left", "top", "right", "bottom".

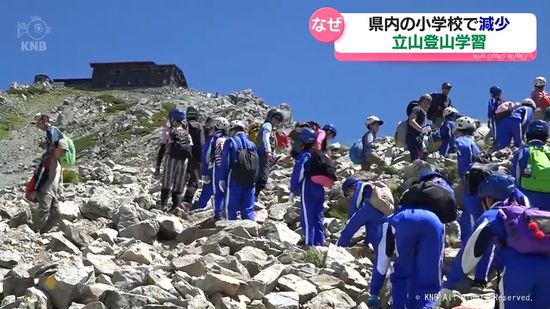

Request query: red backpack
[{"left": 25, "top": 157, "right": 51, "bottom": 202}]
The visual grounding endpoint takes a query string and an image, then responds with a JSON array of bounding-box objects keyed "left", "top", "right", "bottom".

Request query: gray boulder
[
  {"left": 38, "top": 259, "right": 95, "bottom": 309},
  {"left": 264, "top": 292, "right": 299, "bottom": 309},
  {"left": 119, "top": 220, "right": 159, "bottom": 244}
]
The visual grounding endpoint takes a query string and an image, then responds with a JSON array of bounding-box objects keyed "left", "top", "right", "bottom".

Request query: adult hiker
[
  {"left": 511, "top": 120, "right": 550, "bottom": 211},
  {"left": 155, "top": 108, "right": 185, "bottom": 176},
  {"left": 486, "top": 86, "right": 504, "bottom": 145},
  {"left": 26, "top": 139, "right": 68, "bottom": 233},
  {"left": 290, "top": 128, "right": 325, "bottom": 247},
  {"left": 368, "top": 172, "right": 456, "bottom": 309},
  {"left": 443, "top": 172, "right": 530, "bottom": 298},
  {"left": 196, "top": 117, "right": 230, "bottom": 211},
  {"left": 406, "top": 94, "right": 432, "bottom": 162},
  {"left": 443, "top": 173, "right": 550, "bottom": 309},
  {"left": 439, "top": 107, "right": 459, "bottom": 157},
  {"left": 160, "top": 112, "right": 193, "bottom": 213},
  {"left": 361, "top": 116, "right": 385, "bottom": 171},
  {"left": 255, "top": 109, "right": 284, "bottom": 200},
  {"left": 494, "top": 101, "right": 533, "bottom": 151},
  {"left": 219, "top": 120, "right": 259, "bottom": 221},
  {"left": 531, "top": 76, "right": 549, "bottom": 120},
  {"left": 320, "top": 124, "right": 337, "bottom": 152},
  {"left": 429, "top": 82, "right": 453, "bottom": 129},
  {"left": 337, "top": 178, "right": 393, "bottom": 268},
  {"left": 34, "top": 112, "right": 63, "bottom": 159},
  {"left": 184, "top": 106, "right": 205, "bottom": 205}
]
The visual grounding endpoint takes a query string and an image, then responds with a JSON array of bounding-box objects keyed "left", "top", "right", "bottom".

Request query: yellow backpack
[{"left": 248, "top": 122, "right": 262, "bottom": 144}]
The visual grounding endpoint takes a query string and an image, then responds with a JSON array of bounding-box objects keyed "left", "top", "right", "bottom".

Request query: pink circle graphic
[{"left": 309, "top": 7, "right": 345, "bottom": 43}]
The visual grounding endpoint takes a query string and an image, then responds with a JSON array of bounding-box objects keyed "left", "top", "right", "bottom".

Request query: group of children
[
  {"left": 25, "top": 76, "right": 550, "bottom": 308},
  {"left": 328, "top": 119, "right": 550, "bottom": 308}
]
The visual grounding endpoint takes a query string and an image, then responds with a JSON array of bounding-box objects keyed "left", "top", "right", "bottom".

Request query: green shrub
[
  {"left": 388, "top": 180, "right": 405, "bottom": 205},
  {"left": 301, "top": 249, "right": 326, "bottom": 268},
  {"left": 63, "top": 169, "right": 79, "bottom": 184},
  {"left": 73, "top": 134, "right": 98, "bottom": 151},
  {"left": 97, "top": 94, "right": 127, "bottom": 105},
  {"left": 105, "top": 102, "right": 135, "bottom": 113},
  {"left": 327, "top": 207, "right": 348, "bottom": 221},
  {"left": 138, "top": 102, "right": 177, "bottom": 133},
  {"left": 441, "top": 161, "right": 459, "bottom": 186},
  {"left": 97, "top": 94, "right": 135, "bottom": 113}
]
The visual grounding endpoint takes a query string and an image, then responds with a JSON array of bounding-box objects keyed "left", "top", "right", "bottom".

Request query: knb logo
[{"left": 17, "top": 16, "right": 51, "bottom": 52}]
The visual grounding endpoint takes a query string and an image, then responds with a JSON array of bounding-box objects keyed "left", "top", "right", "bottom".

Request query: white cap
[
  {"left": 366, "top": 115, "right": 384, "bottom": 126},
  {"left": 443, "top": 107, "right": 459, "bottom": 118},
  {"left": 230, "top": 120, "right": 246, "bottom": 130}
]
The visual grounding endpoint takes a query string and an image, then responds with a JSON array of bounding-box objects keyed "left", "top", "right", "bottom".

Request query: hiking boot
[{"left": 171, "top": 206, "right": 188, "bottom": 219}]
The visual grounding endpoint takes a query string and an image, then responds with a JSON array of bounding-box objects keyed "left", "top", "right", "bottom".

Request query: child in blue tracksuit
[
  {"left": 487, "top": 86, "right": 504, "bottom": 144},
  {"left": 368, "top": 174, "right": 454, "bottom": 309},
  {"left": 219, "top": 121, "right": 257, "bottom": 221},
  {"left": 451, "top": 116, "right": 501, "bottom": 290},
  {"left": 439, "top": 107, "right": 458, "bottom": 157},
  {"left": 197, "top": 117, "right": 229, "bottom": 214},
  {"left": 495, "top": 104, "right": 533, "bottom": 151},
  {"left": 290, "top": 128, "right": 325, "bottom": 247},
  {"left": 337, "top": 177, "right": 385, "bottom": 249},
  {"left": 511, "top": 120, "right": 550, "bottom": 211},
  {"left": 444, "top": 173, "right": 530, "bottom": 293},
  {"left": 444, "top": 174, "right": 550, "bottom": 309}
]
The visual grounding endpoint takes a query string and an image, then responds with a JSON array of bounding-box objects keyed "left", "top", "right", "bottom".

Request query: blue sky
[{"left": 1, "top": 0, "right": 548, "bottom": 143}]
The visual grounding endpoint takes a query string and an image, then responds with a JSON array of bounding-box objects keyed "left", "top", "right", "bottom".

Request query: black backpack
[
  {"left": 464, "top": 162, "right": 499, "bottom": 195},
  {"left": 169, "top": 128, "right": 193, "bottom": 160},
  {"left": 406, "top": 100, "right": 419, "bottom": 117},
  {"left": 231, "top": 137, "right": 259, "bottom": 187},
  {"left": 308, "top": 149, "right": 338, "bottom": 182},
  {"left": 187, "top": 121, "right": 205, "bottom": 162},
  {"left": 400, "top": 180, "right": 457, "bottom": 223}
]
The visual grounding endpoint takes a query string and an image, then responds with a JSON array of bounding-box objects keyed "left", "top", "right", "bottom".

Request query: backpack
[
  {"left": 498, "top": 204, "right": 550, "bottom": 254},
  {"left": 494, "top": 102, "right": 518, "bottom": 121},
  {"left": 248, "top": 122, "right": 261, "bottom": 144},
  {"left": 349, "top": 139, "right": 364, "bottom": 164},
  {"left": 400, "top": 180, "right": 457, "bottom": 224},
  {"left": 188, "top": 121, "right": 205, "bottom": 161},
  {"left": 274, "top": 131, "right": 290, "bottom": 149},
  {"left": 60, "top": 136, "right": 76, "bottom": 168},
  {"left": 394, "top": 121, "right": 408, "bottom": 148},
  {"left": 365, "top": 181, "right": 395, "bottom": 215},
  {"left": 520, "top": 145, "right": 550, "bottom": 193},
  {"left": 25, "top": 157, "right": 52, "bottom": 202},
  {"left": 540, "top": 95, "right": 550, "bottom": 110},
  {"left": 406, "top": 100, "right": 419, "bottom": 117},
  {"left": 464, "top": 163, "right": 500, "bottom": 195},
  {"left": 169, "top": 128, "right": 192, "bottom": 160},
  {"left": 230, "top": 137, "right": 259, "bottom": 187},
  {"left": 309, "top": 149, "right": 338, "bottom": 187},
  {"left": 25, "top": 175, "right": 37, "bottom": 202}
]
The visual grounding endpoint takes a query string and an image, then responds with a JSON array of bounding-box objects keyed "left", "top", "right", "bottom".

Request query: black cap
[{"left": 442, "top": 82, "right": 452, "bottom": 89}]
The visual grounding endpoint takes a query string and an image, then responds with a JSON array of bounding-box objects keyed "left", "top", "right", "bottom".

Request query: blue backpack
[{"left": 349, "top": 139, "right": 364, "bottom": 164}]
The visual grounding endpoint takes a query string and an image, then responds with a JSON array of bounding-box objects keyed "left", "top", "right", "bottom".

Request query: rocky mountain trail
[{"left": 0, "top": 83, "right": 500, "bottom": 308}]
